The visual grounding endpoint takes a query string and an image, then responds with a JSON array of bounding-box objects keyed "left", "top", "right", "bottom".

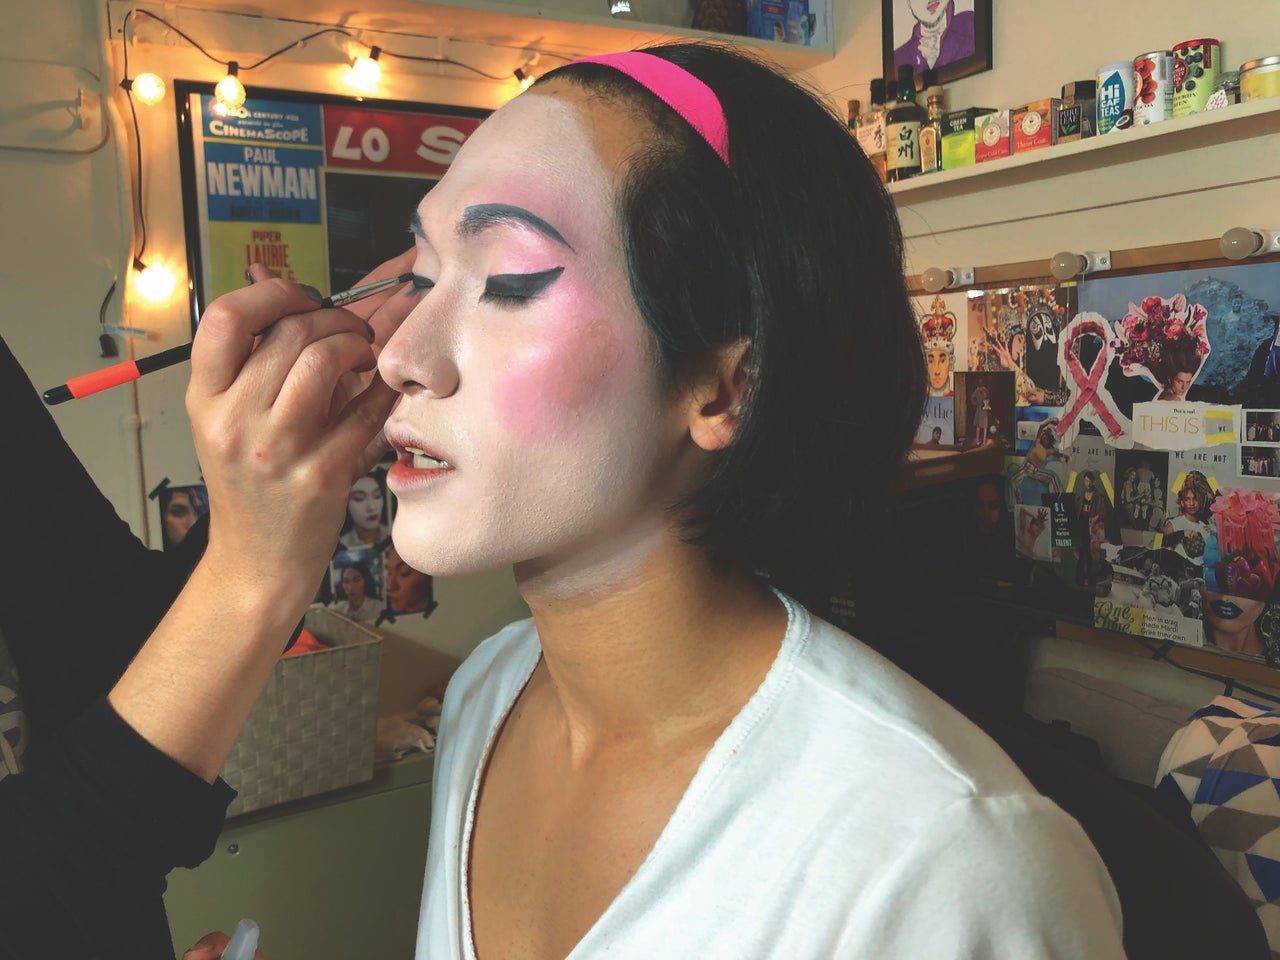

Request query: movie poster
[{"left": 179, "top": 85, "right": 488, "bottom": 324}]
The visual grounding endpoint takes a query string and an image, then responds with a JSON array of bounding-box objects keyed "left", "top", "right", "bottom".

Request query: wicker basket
[{"left": 221, "top": 605, "right": 382, "bottom": 816}]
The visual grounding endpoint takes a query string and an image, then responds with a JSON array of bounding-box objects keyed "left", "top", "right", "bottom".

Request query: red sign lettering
[{"left": 323, "top": 106, "right": 482, "bottom": 175}]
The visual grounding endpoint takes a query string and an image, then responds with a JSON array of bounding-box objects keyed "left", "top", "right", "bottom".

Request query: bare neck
[{"left": 514, "top": 542, "right": 787, "bottom": 757}]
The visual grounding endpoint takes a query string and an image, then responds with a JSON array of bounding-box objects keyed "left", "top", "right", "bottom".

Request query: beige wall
[{"left": 3, "top": 1, "right": 1278, "bottom": 686}]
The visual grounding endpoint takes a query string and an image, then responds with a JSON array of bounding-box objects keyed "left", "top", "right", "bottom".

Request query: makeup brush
[{"left": 43, "top": 273, "right": 412, "bottom": 405}]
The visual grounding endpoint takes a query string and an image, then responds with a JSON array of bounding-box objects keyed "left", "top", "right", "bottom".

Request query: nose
[{"left": 378, "top": 305, "right": 461, "bottom": 399}]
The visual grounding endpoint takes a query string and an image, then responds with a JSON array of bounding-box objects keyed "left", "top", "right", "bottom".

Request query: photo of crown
[{"left": 920, "top": 295, "right": 958, "bottom": 349}]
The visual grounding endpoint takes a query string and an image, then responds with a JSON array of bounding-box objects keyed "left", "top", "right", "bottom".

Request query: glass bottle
[
  {"left": 855, "top": 77, "right": 888, "bottom": 183},
  {"left": 886, "top": 65, "right": 923, "bottom": 182},
  {"left": 916, "top": 68, "right": 938, "bottom": 109},
  {"left": 918, "top": 89, "right": 945, "bottom": 174}
]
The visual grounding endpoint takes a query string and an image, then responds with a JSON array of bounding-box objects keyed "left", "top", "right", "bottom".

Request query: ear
[{"left": 687, "top": 338, "right": 751, "bottom": 452}]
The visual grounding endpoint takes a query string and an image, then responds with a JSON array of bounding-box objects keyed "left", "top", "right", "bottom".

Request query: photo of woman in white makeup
[{"left": 337, "top": 468, "right": 391, "bottom": 549}]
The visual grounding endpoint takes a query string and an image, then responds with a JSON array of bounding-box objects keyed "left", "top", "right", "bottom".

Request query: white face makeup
[
  {"left": 347, "top": 475, "right": 384, "bottom": 531},
  {"left": 378, "top": 83, "right": 699, "bottom": 585}
]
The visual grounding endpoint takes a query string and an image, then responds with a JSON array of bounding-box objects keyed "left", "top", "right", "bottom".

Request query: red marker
[{"left": 42, "top": 273, "right": 411, "bottom": 405}]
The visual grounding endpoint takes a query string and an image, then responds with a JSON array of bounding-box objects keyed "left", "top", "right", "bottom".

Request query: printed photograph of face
[
  {"left": 384, "top": 546, "right": 437, "bottom": 617},
  {"left": 158, "top": 484, "right": 208, "bottom": 551},
  {"left": 328, "top": 548, "right": 384, "bottom": 623},
  {"left": 338, "top": 469, "right": 391, "bottom": 550},
  {"left": 1203, "top": 592, "right": 1267, "bottom": 658},
  {"left": 379, "top": 83, "right": 717, "bottom": 582}
]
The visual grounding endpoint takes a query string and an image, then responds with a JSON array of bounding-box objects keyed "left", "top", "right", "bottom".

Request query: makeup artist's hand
[
  {"left": 245, "top": 247, "right": 417, "bottom": 358},
  {"left": 247, "top": 247, "right": 416, "bottom": 470},
  {"left": 189, "top": 278, "right": 398, "bottom": 604},
  {"left": 183, "top": 930, "right": 266, "bottom": 960}
]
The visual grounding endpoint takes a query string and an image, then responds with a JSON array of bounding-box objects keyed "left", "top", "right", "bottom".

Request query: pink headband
[{"left": 569, "top": 52, "right": 730, "bottom": 166}]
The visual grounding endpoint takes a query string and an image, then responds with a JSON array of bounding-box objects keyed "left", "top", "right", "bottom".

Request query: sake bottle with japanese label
[{"left": 886, "top": 64, "right": 923, "bottom": 182}]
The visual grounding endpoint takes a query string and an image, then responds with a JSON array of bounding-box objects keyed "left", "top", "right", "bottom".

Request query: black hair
[
  {"left": 336, "top": 561, "right": 380, "bottom": 601},
  {"left": 158, "top": 484, "right": 208, "bottom": 548},
  {"left": 339, "top": 467, "right": 388, "bottom": 539},
  {"left": 540, "top": 43, "right": 923, "bottom": 599}
]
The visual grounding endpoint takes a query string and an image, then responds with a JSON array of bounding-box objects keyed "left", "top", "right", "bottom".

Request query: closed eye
[{"left": 483, "top": 266, "right": 565, "bottom": 307}]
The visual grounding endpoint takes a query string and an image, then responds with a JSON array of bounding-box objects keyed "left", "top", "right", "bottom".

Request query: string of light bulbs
[
  {"left": 122, "top": 8, "right": 547, "bottom": 112},
  {"left": 114, "top": 7, "right": 552, "bottom": 309}
]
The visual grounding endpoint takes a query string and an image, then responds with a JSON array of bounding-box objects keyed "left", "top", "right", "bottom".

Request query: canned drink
[
  {"left": 1096, "top": 61, "right": 1136, "bottom": 134},
  {"left": 1173, "top": 38, "right": 1222, "bottom": 117},
  {"left": 1133, "top": 51, "right": 1174, "bottom": 124},
  {"left": 1240, "top": 55, "right": 1280, "bottom": 102}
]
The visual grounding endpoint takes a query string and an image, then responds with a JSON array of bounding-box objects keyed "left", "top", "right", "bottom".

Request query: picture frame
[
  {"left": 174, "top": 82, "right": 489, "bottom": 331},
  {"left": 881, "top": 0, "right": 993, "bottom": 86}
]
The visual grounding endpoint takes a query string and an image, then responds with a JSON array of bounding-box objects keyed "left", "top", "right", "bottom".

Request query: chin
[{"left": 391, "top": 533, "right": 502, "bottom": 579}]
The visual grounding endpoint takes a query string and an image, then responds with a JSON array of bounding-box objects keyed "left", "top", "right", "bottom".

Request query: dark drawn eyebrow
[{"left": 458, "top": 203, "right": 574, "bottom": 252}]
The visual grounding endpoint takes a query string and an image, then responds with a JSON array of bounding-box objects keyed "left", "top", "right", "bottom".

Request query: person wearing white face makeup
[
  {"left": 338, "top": 471, "right": 391, "bottom": 548},
  {"left": 377, "top": 43, "right": 1125, "bottom": 960}
]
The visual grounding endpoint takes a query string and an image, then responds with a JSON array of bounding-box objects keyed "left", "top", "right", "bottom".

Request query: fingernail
[
  {"left": 300, "top": 284, "right": 323, "bottom": 302},
  {"left": 245, "top": 269, "right": 256, "bottom": 284},
  {"left": 365, "top": 322, "right": 376, "bottom": 340}
]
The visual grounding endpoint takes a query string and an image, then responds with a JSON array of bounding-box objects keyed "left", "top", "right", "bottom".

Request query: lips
[
  {"left": 1211, "top": 600, "right": 1244, "bottom": 620},
  {"left": 384, "top": 426, "right": 456, "bottom": 490}
]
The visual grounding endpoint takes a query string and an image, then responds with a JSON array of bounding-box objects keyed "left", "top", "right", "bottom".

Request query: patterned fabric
[{"left": 1157, "top": 696, "right": 1280, "bottom": 957}]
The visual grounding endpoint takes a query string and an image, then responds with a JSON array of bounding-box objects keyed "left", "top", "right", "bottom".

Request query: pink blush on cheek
[{"left": 493, "top": 317, "right": 631, "bottom": 443}]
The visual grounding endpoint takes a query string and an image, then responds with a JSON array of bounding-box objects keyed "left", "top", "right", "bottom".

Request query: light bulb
[
  {"left": 1050, "top": 251, "right": 1087, "bottom": 281},
  {"left": 1220, "top": 227, "right": 1263, "bottom": 261},
  {"left": 215, "top": 62, "right": 246, "bottom": 111},
  {"left": 349, "top": 46, "right": 382, "bottom": 89},
  {"left": 920, "top": 266, "right": 951, "bottom": 293},
  {"left": 1050, "top": 250, "right": 1111, "bottom": 280},
  {"left": 132, "top": 73, "right": 166, "bottom": 105},
  {"left": 134, "top": 260, "right": 177, "bottom": 304},
  {"left": 919, "top": 265, "right": 974, "bottom": 292}
]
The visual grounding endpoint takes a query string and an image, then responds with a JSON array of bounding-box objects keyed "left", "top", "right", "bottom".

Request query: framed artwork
[
  {"left": 174, "top": 82, "right": 489, "bottom": 330},
  {"left": 882, "top": 0, "right": 993, "bottom": 85}
]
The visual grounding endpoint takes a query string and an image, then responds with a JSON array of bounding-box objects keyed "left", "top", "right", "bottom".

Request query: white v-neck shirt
[{"left": 416, "top": 592, "right": 1123, "bottom": 959}]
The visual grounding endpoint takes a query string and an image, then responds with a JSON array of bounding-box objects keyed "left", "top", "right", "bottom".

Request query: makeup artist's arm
[
  {"left": 0, "top": 338, "right": 207, "bottom": 734},
  {"left": 108, "top": 280, "right": 399, "bottom": 781}
]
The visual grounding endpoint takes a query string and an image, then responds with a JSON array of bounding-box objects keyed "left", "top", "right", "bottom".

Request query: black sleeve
[
  {"left": 0, "top": 336, "right": 207, "bottom": 741},
  {"left": 0, "top": 339, "right": 229, "bottom": 959},
  {"left": 0, "top": 700, "right": 236, "bottom": 960}
]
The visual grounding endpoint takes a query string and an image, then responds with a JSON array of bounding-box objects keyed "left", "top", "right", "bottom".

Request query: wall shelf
[
  {"left": 902, "top": 440, "right": 1005, "bottom": 490},
  {"left": 888, "top": 96, "right": 1280, "bottom": 204},
  {"left": 110, "top": 0, "right": 832, "bottom": 72},
  {"left": 1056, "top": 620, "right": 1280, "bottom": 689}
]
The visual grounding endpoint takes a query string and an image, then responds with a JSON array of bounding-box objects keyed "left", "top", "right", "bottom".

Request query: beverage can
[
  {"left": 1133, "top": 51, "right": 1174, "bottom": 124},
  {"left": 1173, "top": 38, "right": 1222, "bottom": 117},
  {"left": 1096, "top": 61, "right": 1136, "bottom": 134},
  {"left": 1240, "top": 55, "right": 1280, "bottom": 102}
]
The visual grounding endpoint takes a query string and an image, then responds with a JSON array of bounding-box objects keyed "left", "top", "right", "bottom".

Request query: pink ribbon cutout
[{"left": 1055, "top": 319, "right": 1125, "bottom": 441}]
